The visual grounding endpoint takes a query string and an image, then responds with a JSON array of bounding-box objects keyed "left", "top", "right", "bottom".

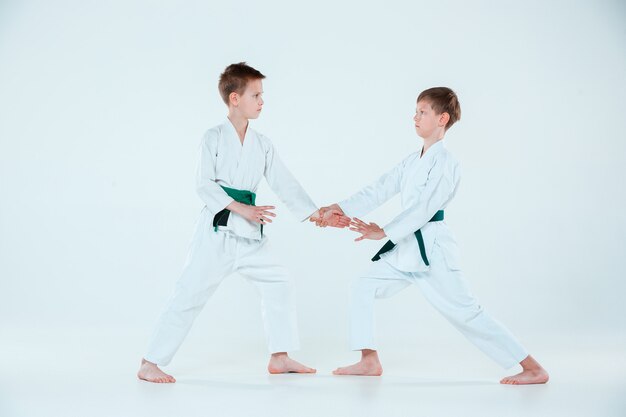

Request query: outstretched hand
[
  {"left": 310, "top": 204, "right": 351, "bottom": 228},
  {"left": 349, "top": 217, "right": 386, "bottom": 241}
]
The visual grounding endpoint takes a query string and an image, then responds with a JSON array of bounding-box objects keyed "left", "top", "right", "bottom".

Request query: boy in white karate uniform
[
  {"left": 320, "top": 87, "right": 549, "bottom": 385},
  {"left": 138, "top": 63, "right": 349, "bottom": 383}
]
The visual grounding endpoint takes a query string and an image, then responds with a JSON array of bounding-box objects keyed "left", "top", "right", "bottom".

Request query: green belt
[
  {"left": 371, "top": 210, "right": 444, "bottom": 266},
  {"left": 213, "top": 186, "right": 263, "bottom": 237}
]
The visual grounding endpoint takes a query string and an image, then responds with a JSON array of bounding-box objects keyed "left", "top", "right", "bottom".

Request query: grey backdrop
[{"left": 1, "top": 0, "right": 625, "bottom": 371}]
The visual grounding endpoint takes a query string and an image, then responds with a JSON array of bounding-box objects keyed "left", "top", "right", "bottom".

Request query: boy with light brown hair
[
  {"left": 320, "top": 87, "right": 548, "bottom": 385},
  {"left": 138, "top": 62, "right": 348, "bottom": 383}
]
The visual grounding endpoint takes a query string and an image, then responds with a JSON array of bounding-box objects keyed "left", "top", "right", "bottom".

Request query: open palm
[{"left": 349, "top": 218, "right": 386, "bottom": 241}]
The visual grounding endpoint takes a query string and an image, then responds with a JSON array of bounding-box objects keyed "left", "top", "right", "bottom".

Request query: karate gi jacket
[
  {"left": 196, "top": 120, "right": 318, "bottom": 240},
  {"left": 339, "top": 141, "right": 462, "bottom": 272}
]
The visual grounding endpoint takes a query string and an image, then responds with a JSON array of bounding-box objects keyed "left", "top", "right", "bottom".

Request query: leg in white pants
[
  {"left": 144, "top": 210, "right": 299, "bottom": 366},
  {"left": 349, "top": 244, "right": 528, "bottom": 369},
  {"left": 236, "top": 238, "right": 300, "bottom": 354}
]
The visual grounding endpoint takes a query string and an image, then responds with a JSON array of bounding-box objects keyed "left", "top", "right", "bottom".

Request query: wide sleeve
[
  {"left": 264, "top": 140, "right": 318, "bottom": 221},
  {"left": 195, "top": 132, "right": 234, "bottom": 214},
  {"left": 383, "top": 156, "right": 460, "bottom": 243},
  {"left": 337, "top": 159, "right": 405, "bottom": 218}
]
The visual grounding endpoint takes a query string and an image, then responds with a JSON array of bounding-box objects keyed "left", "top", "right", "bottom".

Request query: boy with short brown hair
[
  {"left": 321, "top": 87, "right": 548, "bottom": 385},
  {"left": 138, "top": 62, "right": 348, "bottom": 383}
]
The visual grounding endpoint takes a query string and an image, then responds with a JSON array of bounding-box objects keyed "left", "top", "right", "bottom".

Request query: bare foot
[
  {"left": 500, "top": 355, "right": 549, "bottom": 385},
  {"left": 333, "top": 349, "right": 383, "bottom": 376},
  {"left": 267, "top": 352, "right": 316, "bottom": 374},
  {"left": 137, "top": 358, "right": 176, "bottom": 383}
]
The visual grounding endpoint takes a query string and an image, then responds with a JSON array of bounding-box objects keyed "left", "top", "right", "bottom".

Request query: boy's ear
[
  {"left": 229, "top": 92, "right": 239, "bottom": 106},
  {"left": 439, "top": 112, "right": 450, "bottom": 127}
]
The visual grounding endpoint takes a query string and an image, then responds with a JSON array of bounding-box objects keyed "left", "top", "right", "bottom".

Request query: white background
[{"left": 1, "top": 1, "right": 625, "bottom": 414}]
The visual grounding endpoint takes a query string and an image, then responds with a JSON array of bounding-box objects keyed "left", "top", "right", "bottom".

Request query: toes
[{"left": 139, "top": 372, "right": 176, "bottom": 384}]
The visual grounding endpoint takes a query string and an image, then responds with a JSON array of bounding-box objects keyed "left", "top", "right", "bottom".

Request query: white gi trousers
[
  {"left": 350, "top": 243, "right": 528, "bottom": 369},
  {"left": 145, "top": 208, "right": 299, "bottom": 366}
]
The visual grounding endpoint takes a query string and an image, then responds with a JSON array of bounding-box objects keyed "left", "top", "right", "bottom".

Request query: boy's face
[
  {"left": 413, "top": 99, "right": 445, "bottom": 139},
  {"left": 232, "top": 78, "right": 264, "bottom": 119}
]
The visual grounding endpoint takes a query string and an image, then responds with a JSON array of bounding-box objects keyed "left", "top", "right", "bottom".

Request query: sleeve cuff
[
  {"left": 210, "top": 196, "right": 235, "bottom": 215},
  {"left": 383, "top": 222, "right": 404, "bottom": 243},
  {"left": 300, "top": 208, "right": 319, "bottom": 222}
]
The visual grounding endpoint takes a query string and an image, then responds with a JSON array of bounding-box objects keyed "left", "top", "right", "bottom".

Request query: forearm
[
  {"left": 261, "top": 141, "right": 317, "bottom": 220},
  {"left": 383, "top": 183, "right": 453, "bottom": 242},
  {"left": 338, "top": 191, "right": 382, "bottom": 218},
  {"left": 383, "top": 204, "right": 438, "bottom": 243},
  {"left": 226, "top": 200, "right": 246, "bottom": 215},
  {"left": 196, "top": 182, "right": 235, "bottom": 214},
  {"left": 338, "top": 162, "right": 403, "bottom": 217},
  {"left": 338, "top": 180, "right": 399, "bottom": 218}
]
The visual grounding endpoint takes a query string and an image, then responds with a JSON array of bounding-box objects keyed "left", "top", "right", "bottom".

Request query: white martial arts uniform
[
  {"left": 144, "top": 119, "right": 317, "bottom": 366},
  {"left": 339, "top": 140, "right": 528, "bottom": 369}
]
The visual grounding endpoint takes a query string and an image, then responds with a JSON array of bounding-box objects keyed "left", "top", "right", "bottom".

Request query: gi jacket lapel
[
  {"left": 222, "top": 119, "right": 264, "bottom": 190},
  {"left": 402, "top": 141, "right": 446, "bottom": 194}
]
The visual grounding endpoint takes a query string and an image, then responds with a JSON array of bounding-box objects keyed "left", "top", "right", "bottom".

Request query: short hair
[
  {"left": 218, "top": 62, "right": 266, "bottom": 105},
  {"left": 417, "top": 87, "right": 461, "bottom": 130}
]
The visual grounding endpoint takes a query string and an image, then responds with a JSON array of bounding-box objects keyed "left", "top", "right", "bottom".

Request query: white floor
[{"left": 2, "top": 327, "right": 625, "bottom": 417}]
